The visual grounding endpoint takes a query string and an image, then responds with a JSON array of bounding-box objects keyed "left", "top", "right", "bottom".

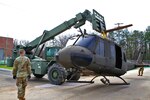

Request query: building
[{"left": 0, "top": 36, "right": 13, "bottom": 60}]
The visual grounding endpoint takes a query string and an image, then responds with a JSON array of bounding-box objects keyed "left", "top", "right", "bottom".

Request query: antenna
[
  {"left": 78, "top": 28, "right": 84, "bottom": 37},
  {"left": 115, "top": 23, "right": 123, "bottom": 27}
]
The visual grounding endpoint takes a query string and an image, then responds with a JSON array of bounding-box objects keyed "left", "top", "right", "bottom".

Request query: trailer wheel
[
  {"left": 48, "top": 63, "right": 66, "bottom": 85},
  {"left": 33, "top": 74, "right": 45, "bottom": 78},
  {"left": 67, "top": 72, "right": 80, "bottom": 81}
]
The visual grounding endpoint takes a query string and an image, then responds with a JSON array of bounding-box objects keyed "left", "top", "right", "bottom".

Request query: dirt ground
[{"left": 0, "top": 68, "right": 150, "bottom": 100}]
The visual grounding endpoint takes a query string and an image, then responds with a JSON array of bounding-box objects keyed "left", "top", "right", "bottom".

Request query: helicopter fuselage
[{"left": 56, "top": 34, "right": 128, "bottom": 77}]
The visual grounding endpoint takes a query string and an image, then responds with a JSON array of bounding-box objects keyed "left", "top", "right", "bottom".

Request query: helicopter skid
[
  {"left": 100, "top": 76, "right": 130, "bottom": 85},
  {"left": 67, "top": 80, "right": 94, "bottom": 83},
  {"left": 67, "top": 75, "right": 97, "bottom": 83},
  {"left": 67, "top": 75, "right": 130, "bottom": 85},
  {"left": 107, "top": 83, "right": 130, "bottom": 85}
]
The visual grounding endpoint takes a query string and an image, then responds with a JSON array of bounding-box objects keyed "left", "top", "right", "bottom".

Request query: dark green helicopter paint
[
  {"left": 51, "top": 30, "right": 148, "bottom": 85},
  {"left": 56, "top": 34, "right": 127, "bottom": 76},
  {"left": 47, "top": 10, "right": 148, "bottom": 85}
]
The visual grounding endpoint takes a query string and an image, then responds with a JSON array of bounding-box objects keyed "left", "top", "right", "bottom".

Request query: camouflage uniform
[
  {"left": 138, "top": 66, "right": 144, "bottom": 76},
  {"left": 138, "top": 61, "right": 144, "bottom": 76},
  {"left": 12, "top": 56, "right": 31, "bottom": 100}
]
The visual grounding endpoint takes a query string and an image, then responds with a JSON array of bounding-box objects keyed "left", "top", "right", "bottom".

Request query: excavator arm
[
  {"left": 25, "top": 9, "right": 106, "bottom": 51},
  {"left": 10, "top": 9, "right": 106, "bottom": 62}
]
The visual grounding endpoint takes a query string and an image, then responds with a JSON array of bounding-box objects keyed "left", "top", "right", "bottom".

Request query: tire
[
  {"left": 33, "top": 74, "right": 45, "bottom": 78},
  {"left": 48, "top": 63, "right": 66, "bottom": 85},
  {"left": 67, "top": 72, "right": 80, "bottom": 81}
]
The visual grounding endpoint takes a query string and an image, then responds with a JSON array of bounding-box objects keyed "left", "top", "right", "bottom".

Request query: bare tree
[
  {"left": 19, "top": 40, "right": 30, "bottom": 46},
  {"left": 13, "top": 39, "right": 29, "bottom": 46},
  {"left": 45, "top": 33, "right": 76, "bottom": 48}
]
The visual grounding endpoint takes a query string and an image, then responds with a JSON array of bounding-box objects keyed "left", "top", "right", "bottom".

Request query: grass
[{"left": 0, "top": 65, "right": 13, "bottom": 70}]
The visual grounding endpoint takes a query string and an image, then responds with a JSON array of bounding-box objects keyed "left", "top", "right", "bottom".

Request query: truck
[{"left": 8, "top": 9, "right": 105, "bottom": 80}]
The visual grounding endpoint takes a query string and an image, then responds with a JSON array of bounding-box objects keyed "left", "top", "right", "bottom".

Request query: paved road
[
  {"left": 0, "top": 69, "right": 15, "bottom": 87},
  {"left": 0, "top": 68, "right": 150, "bottom": 100}
]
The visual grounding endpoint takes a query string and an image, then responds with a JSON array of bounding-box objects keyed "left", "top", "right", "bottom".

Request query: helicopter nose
[
  {"left": 71, "top": 53, "right": 92, "bottom": 67},
  {"left": 56, "top": 46, "right": 93, "bottom": 67}
]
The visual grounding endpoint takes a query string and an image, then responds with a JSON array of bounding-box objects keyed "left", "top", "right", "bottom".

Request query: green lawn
[{"left": 0, "top": 65, "right": 13, "bottom": 70}]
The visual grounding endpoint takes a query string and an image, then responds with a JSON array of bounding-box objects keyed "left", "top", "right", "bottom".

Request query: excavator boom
[{"left": 25, "top": 9, "right": 106, "bottom": 51}]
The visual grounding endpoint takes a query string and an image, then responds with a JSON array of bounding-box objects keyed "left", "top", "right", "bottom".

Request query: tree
[
  {"left": 13, "top": 39, "right": 29, "bottom": 47},
  {"left": 108, "top": 29, "right": 133, "bottom": 59},
  {"left": 144, "top": 27, "right": 150, "bottom": 60},
  {"left": 45, "top": 33, "right": 76, "bottom": 48},
  {"left": 108, "top": 29, "right": 147, "bottom": 60},
  {"left": 130, "top": 30, "right": 144, "bottom": 60}
]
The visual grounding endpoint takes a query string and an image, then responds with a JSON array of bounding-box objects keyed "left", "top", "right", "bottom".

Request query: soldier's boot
[
  {"left": 141, "top": 69, "right": 144, "bottom": 76},
  {"left": 140, "top": 70, "right": 142, "bottom": 76},
  {"left": 18, "top": 97, "right": 25, "bottom": 100},
  {"left": 21, "top": 97, "right": 25, "bottom": 100},
  {"left": 138, "top": 69, "right": 141, "bottom": 76}
]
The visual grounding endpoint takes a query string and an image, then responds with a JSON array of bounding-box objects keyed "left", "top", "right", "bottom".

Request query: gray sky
[{"left": 0, "top": 0, "right": 150, "bottom": 41}]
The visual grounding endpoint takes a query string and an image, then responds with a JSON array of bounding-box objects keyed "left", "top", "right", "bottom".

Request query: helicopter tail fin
[{"left": 127, "top": 45, "right": 150, "bottom": 71}]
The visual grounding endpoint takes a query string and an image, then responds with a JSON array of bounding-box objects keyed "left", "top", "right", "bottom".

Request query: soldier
[
  {"left": 138, "top": 64, "right": 144, "bottom": 76},
  {"left": 137, "top": 50, "right": 145, "bottom": 76},
  {"left": 12, "top": 49, "right": 31, "bottom": 100}
]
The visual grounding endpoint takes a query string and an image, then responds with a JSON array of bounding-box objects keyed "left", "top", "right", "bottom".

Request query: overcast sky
[{"left": 0, "top": 0, "right": 150, "bottom": 41}]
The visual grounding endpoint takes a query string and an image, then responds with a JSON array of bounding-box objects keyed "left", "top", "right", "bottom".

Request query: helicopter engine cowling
[{"left": 55, "top": 45, "right": 93, "bottom": 68}]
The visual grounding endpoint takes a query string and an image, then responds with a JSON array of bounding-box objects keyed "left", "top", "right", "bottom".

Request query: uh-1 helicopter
[{"left": 47, "top": 10, "right": 149, "bottom": 85}]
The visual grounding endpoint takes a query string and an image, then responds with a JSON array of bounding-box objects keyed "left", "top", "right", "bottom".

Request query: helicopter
[
  {"left": 47, "top": 22, "right": 149, "bottom": 85},
  {"left": 9, "top": 9, "right": 148, "bottom": 85}
]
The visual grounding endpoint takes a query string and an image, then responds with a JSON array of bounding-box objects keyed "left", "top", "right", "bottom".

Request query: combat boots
[
  {"left": 18, "top": 97, "right": 25, "bottom": 100},
  {"left": 138, "top": 67, "right": 144, "bottom": 76}
]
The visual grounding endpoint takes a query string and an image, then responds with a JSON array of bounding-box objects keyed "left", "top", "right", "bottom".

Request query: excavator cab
[{"left": 44, "top": 47, "right": 60, "bottom": 61}]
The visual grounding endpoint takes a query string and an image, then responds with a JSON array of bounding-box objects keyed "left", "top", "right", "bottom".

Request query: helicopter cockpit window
[{"left": 74, "top": 35, "right": 96, "bottom": 51}]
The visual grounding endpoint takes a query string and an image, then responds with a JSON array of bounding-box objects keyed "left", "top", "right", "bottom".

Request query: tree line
[{"left": 108, "top": 26, "right": 150, "bottom": 60}]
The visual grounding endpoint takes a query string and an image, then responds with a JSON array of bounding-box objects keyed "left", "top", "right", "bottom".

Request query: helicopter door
[
  {"left": 94, "top": 39, "right": 105, "bottom": 66},
  {"left": 115, "top": 45, "right": 122, "bottom": 69},
  {"left": 109, "top": 44, "right": 116, "bottom": 67},
  {"left": 104, "top": 41, "right": 116, "bottom": 68}
]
